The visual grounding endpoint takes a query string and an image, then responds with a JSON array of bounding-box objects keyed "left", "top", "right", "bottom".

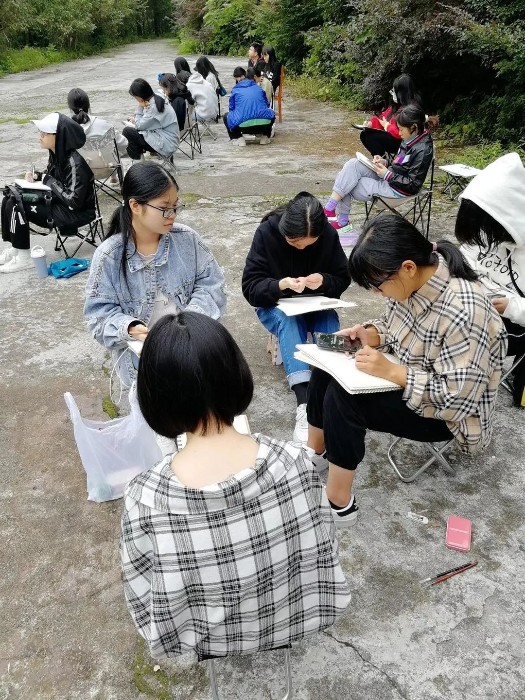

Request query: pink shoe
[
  {"left": 324, "top": 206, "right": 337, "bottom": 219},
  {"left": 330, "top": 220, "right": 351, "bottom": 231}
]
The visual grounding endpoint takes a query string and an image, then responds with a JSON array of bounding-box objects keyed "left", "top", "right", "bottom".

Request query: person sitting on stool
[
  {"left": 0, "top": 112, "right": 95, "bottom": 274},
  {"left": 223, "top": 67, "right": 275, "bottom": 145}
]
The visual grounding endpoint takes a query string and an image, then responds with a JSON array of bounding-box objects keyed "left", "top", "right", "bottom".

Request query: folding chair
[
  {"left": 53, "top": 185, "right": 104, "bottom": 258},
  {"left": 177, "top": 104, "right": 201, "bottom": 159},
  {"left": 197, "top": 116, "right": 217, "bottom": 141},
  {"left": 438, "top": 163, "right": 481, "bottom": 200},
  {"left": 205, "top": 647, "right": 292, "bottom": 700},
  {"left": 274, "top": 66, "right": 285, "bottom": 123},
  {"left": 80, "top": 128, "right": 123, "bottom": 203},
  {"left": 364, "top": 152, "right": 435, "bottom": 238},
  {"left": 387, "top": 437, "right": 456, "bottom": 483}
]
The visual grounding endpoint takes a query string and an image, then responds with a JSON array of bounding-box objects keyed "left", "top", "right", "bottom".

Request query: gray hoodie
[{"left": 459, "top": 152, "right": 525, "bottom": 326}]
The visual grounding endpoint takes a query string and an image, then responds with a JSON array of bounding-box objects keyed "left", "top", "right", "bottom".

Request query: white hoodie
[
  {"left": 459, "top": 152, "right": 525, "bottom": 326},
  {"left": 187, "top": 72, "right": 219, "bottom": 122}
]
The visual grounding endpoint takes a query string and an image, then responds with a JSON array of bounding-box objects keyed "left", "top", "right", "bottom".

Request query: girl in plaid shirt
[
  {"left": 120, "top": 312, "right": 350, "bottom": 659},
  {"left": 307, "top": 214, "right": 507, "bottom": 527}
]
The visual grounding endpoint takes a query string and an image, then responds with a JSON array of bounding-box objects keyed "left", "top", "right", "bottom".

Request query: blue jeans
[{"left": 256, "top": 307, "right": 340, "bottom": 388}]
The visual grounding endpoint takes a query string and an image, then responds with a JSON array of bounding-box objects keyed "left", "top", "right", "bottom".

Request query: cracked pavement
[{"left": 1, "top": 39, "right": 524, "bottom": 700}]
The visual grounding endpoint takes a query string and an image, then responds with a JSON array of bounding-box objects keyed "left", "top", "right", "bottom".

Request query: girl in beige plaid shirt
[{"left": 307, "top": 214, "right": 507, "bottom": 527}]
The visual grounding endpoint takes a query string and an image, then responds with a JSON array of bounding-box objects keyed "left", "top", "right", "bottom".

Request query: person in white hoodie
[
  {"left": 455, "top": 152, "right": 525, "bottom": 406},
  {"left": 186, "top": 71, "right": 219, "bottom": 123}
]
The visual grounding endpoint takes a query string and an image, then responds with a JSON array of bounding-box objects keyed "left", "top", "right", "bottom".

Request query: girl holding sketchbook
[
  {"left": 307, "top": 214, "right": 506, "bottom": 527},
  {"left": 242, "top": 192, "right": 351, "bottom": 443},
  {"left": 324, "top": 104, "right": 434, "bottom": 235}
]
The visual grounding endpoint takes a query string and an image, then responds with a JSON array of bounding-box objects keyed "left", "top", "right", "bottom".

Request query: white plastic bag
[{"left": 64, "top": 387, "right": 162, "bottom": 502}]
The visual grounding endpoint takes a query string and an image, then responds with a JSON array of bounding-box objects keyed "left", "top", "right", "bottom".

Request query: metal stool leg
[
  {"left": 206, "top": 648, "right": 292, "bottom": 700},
  {"left": 388, "top": 438, "right": 455, "bottom": 483},
  {"left": 208, "top": 659, "right": 220, "bottom": 700}
]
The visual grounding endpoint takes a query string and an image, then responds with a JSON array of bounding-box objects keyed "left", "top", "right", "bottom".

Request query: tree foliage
[
  {"left": 1, "top": 0, "right": 171, "bottom": 55},
  {"left": 173, "top": 0, "right": 525, "bottom": 142}
]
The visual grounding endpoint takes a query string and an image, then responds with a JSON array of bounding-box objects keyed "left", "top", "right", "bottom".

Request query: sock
[
  {"left": 16, "top": 248, "right": 31, "bottom": 260},
  {"left": 292, "top": 381, "right": 308, "bottom": 406},
  {"left": 337, "top": 215, "right": 349, "bottom": 227},
  {"left": 328, "top": 495, "right": 354, "bottom": 512},
  {"left": 325, "top": 198, "right": 338, "bottom": 212}
]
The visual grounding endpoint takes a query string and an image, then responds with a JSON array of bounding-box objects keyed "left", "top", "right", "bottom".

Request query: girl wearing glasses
[
  {"left": 306, "top": 214, "right": 506, "bottom": 527},
  {"left": 242, "top": 192, "right": 350, "bottom": 443},
  {"left": 84, "top": 161, "right": 226, "bottom": 388}
]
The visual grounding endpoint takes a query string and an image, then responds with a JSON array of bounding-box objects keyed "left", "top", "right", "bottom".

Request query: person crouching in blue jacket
[{"left": 223, "top": 67, "right": 275, "bottom": 145}]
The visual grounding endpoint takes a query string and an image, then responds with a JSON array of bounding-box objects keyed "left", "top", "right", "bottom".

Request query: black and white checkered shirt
[
  {"left": 120, "top": 435, "right": 351, "bottom": 660},
  {"left": 368, "top": 256, "right": 507, "bottom": 452}
]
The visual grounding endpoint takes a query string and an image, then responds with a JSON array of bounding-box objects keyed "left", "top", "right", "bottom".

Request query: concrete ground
[{"left": 1, "top": 39, "right": 524, "bottom": 700}]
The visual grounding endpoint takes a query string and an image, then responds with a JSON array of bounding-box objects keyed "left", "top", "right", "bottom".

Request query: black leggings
[
  {"left": 360, "top": 129, "right": 401, "bottom": 157},
  {"left": 223, "top": 113, "right": 274, "bottom": 140},
  {"left": 306, "top": 368, "right": 453, "bottom": 471},
  {"left": 122, "top": 127, "right": 156, "bottom": 160}
]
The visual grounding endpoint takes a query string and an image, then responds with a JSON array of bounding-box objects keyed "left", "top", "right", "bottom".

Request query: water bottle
[{"left": 30, "top": 245, "right": 48, "bottom": 279}]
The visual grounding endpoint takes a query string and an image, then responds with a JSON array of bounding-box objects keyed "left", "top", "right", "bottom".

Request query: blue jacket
[
  {"left": 84, "top": 224, "right": 226, "bottom": 387},
  {"left": 227, "top": 80, "right": 275, "bottom": 129}
]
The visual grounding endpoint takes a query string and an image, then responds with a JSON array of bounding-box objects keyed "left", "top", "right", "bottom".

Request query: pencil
[
  {"left": 420, "top": 561, "right": 477, "bottom": 585},
  {"left": 431, "top": 561, "right": 478, "bottom": 585}
]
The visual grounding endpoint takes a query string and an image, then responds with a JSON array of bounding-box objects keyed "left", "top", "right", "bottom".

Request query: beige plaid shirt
[{"left": 368, "top": 256, "right": 507, "bottom": 453}]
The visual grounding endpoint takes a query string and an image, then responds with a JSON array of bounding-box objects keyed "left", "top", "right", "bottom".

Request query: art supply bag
[
  {"left": 49, "top": 258, "right": 90, "bottom": 279},
  {"left": 64, "top": 386, "right": 162, "bottom": 502}
]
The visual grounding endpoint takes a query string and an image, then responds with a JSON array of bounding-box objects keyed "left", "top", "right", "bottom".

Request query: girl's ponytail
[
  {"left": 433, "top": 239, "right": 477, "bottom": 281},
  {"left": 153, "top": 92, "right": 166, "bottom": 113}
]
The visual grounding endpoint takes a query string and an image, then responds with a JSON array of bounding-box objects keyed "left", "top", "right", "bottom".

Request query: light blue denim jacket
[{"left": 84, "top": 223, "right": 226, "bottom": 386}]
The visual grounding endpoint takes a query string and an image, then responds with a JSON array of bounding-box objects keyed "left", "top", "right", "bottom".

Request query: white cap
[{"left": 32, "top": 112, "right": 60, "bottom": 134}]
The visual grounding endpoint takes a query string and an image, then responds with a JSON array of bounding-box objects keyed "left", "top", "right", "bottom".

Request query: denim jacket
[{"left": 84, "top": 224, "right": 226, "bottom": 386}]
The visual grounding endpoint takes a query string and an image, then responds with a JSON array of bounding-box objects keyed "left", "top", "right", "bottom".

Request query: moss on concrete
[
  {"left": 132, "top": 639, "right": 208, "bottom": 698},
  {"left": 102, "top": 396, "right": 119, "bottom": 419}
]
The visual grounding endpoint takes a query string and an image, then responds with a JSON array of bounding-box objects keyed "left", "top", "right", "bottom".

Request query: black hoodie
[
  {"left": 42, "top": 114, "right": 95, "bottom": 227},
  {"left": 242, "top": 213, "right": 351, "bottom": 307}
]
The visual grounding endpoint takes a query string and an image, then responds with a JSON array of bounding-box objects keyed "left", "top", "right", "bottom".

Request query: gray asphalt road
[{"left": 1, "top": 39, "right": 524, "bottom": 700}]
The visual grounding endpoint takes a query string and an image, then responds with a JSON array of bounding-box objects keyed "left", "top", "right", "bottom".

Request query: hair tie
[
  {"left": 121, "top": 201, "right": 125, "bottom": 207},
  {"left": 432, "top": 242, "right": 437, "bottom": 252}
]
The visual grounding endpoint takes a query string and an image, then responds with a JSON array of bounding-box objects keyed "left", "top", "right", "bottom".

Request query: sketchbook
[
  {"left": 14, "top": 179, "right": 51, "bottom": 191},
  {"left": 355, "top": 151, "right": 378, "bottom": 173},
  {"left": 277, "top": 295, "right": 357, "bottom": 317},
  {"left": 294, "top": 343, "right": 401, "bottom": 394}
]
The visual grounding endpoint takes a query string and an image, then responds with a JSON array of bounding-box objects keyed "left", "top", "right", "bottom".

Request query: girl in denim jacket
[{"left": 84, "top": 161, "right": 226, "bottom": 387}]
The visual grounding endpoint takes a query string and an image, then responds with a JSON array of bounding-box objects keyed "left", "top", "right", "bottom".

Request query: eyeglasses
[
  {"left": 145, "top": 202, "right": 185, "bottom": 219},
  {"left": 371, "top": 274, "right": 393, "bottom": 290}
]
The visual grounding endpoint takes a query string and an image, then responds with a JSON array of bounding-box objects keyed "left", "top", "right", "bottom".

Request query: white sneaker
[
  {"left": 293, "top": 403, "right": 308, "bottom": 443},
  {"left": 259, "top": 135, "right": 270, "bottom": 145},
  {"left": 0, "top": 247, "right": 15, "bottom": 265},
  {"left": 0, "top": 252, "right": 33, "bottom": 273},
  {"left": 231, "top": 138, "right": 246, "bottom": 147},
  {"left": 311, "top": 451, "right": 329, "bottom": 475},
  {"left": 331, "top": 497, "right": 359, "bottom": 528}
]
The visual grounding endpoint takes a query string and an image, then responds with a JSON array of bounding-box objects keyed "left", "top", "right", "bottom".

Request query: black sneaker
[{"left": 330, "top": 497, "right": 359, "bottom": 528}]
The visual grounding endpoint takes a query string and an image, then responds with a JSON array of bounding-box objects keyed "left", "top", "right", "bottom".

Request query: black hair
[
  {"left": 106, "top": 161, "right": 179, "bottom": 279},
  {"left": 455, "top": 198, "right": 513, "bottom": 250},
  {"left": 195, "top": 56, "right": 219, "bottom": 80},
  {"left": 67, "top": 88, "right": 91, "bottom": 125},
  {"left": 129, "top": 78, "right": 165, "bottom": 113},
  {"left": 262, "top": 46, "right": 277, "bottom": 66},
  {"left": 159, "top": 73, "right": 179, "bottom": 100},
  {"left": 177, "top": 70, "right": 191, "bottom": 86},
  {"left": 233, "top": 66, "right": 246, "bottom": 79},
  {"left": 246, "top": 67, "right": 256, "bottom": 81},
  {"left": 137, "top": 312, "right": 254, "bottom": 438},
  {"left": 348, "top": 213, "right": 478, "bottom": 290},
  {"left": 396, "top": 103, "right": 438, "bottom": 136},
  {"left": 392, "top": 73, "right": 422, "bottom": 109},
  {"left": 250, "top": 41, "right": 263, "bottom": 57},
  {"left": 262, "top": 192, "right": 326, "bottom": 240},
  {"left": 174, "top": 57, "right": 191, "bottom": 74}
]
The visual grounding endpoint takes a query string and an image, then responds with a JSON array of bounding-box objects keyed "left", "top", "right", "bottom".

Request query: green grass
[{"left": 102, "top": 396, "right": 119, "bottom": 419}]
